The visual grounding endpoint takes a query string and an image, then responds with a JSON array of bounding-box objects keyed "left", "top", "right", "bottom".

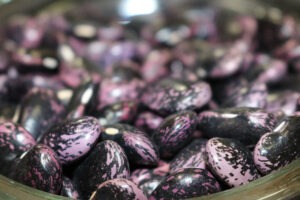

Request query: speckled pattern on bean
[
  {"left": 153, "top": 110, "right": 198, "bottom": 158},
  {"left": 66, "top": 80, "right": 99, "bottom": 119},
  {"left": 40, "top": 116, "right": 101, "bottom": 165},
  {"left": 134, "top": 111, "right": 163, "bottom": 134},
  {"left": 142, "top": 79, "right": 211, "bottom": 116},
  {"left": 169, "top": 139, "right": 207, "bottom": 173},
  {"left": 130, "top": 161, "right": 169, "bottom": 196},
  {"left": 221, "top": 79, "right": 267, "bottom": 108},
  {"left": 101, "top": 124, "right": 159, "bottom": 166},
  {"left": 206, "top": 137, "right": 260, "bottom": 187},
  {"left": 198, "top": 107, "right": 277, "bottom": 146},
  {"left": 0, "top": 122, "right": 36, "bottom": 161},
  {"left": 254, "top": 116, "right": 300, "bottom": 175},
  {"left": 18, "top": 87, "right": 65, "bottom": 140},
  {"left": 90, "top": 178, "right": 147, "bottom": 200},
  {"left": 60, "top": 176, "right": 80, "bottom": 199},
  {"left": 95, "top": 101, "right": 139, "bottom": 126},
  {"left": 13, "top": 144, "right": 62, "bottom": 194},
  {"left": 266, "top": 91, "right": 300, "bottom": 115},
  {"left": 149, "top": 168, "right": 221, "bottom": 200},
  {"left": 99, "top": 78, "right": 145, "bottom": 108},
  {"left": 73, "top": 140, "right": 130, "bottom": 199}
]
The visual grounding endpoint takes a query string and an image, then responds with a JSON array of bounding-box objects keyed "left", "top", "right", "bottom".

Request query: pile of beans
[{"left": 0, "top": 2, "right": 300, "bottom": 200}]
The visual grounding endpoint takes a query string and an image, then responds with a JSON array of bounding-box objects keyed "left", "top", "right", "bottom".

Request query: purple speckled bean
[
  {"left": 40, "top": 116, "right": 101, "bottom": 165},
  {"left": 149, "top": 168, "right": 221, "bottom": 200},
  {"left": 169, "top": 139, "right": 207, "bottom": 173},
  {"left": 141, "top": 49, "right": 171, "bottom": 83},
  {"left": 214, "top": 78, "right": 247, "bottom": 102},
  {"left": 206, "top": 137, "right": 260, "bottom": 187},
  {"left": 60, "top": 176, "right": 80, "bottom": 199},
  {"left": 0, "top": 122, "right": 36, "bottom": 161},
  {"left": 59, "top": 64, "right": 90, "bottom": 89},
  {"left": 134, "top": 111, "right": 164, "bottom": 134},
  {"left": 13, "top": 144, "right": 62, "bottom": 194},
  {"left": 66, "top": 80, "right": 99, "bottom": 119},
  {"left": 153, "top": 110, "right": 198, "bottom": 158},
  {"left": 102, "top": 41, "right": 136, "bottom": 68},
  {"left": 198, "top": 107, "right": 277, "bottom": 146},
  {"left": 73, "top": 140, "right": 130, "bottom": 199},
  {"left": 122, "top": 131, "right": 159, "bottom": 165},
  {"left": 169, "top": 64, "right": 198, "bottom": 82},
  {"left": 95, "top": 101, "right": 139, "bottom": 126},
  {"left": 108, "top": 65, "right": 142, "bottom": 82},
  {"left": 172, "top": 40, "right": 196, "bottom": 68},
  {"left": 131, "top": 169, "right": 155, "bottom": 187},
  {"left": 218, "top": 78, "right": 268, "bottom": 108},
  {"left": 142, "top": 78, "right": 211, "bottom": 116},
  {"left": 254, "top": 116, "right": 300, "bottom": 175},
  {"left": 209, "top": 40, "right": 249, "bottom": 78},
  {"left": 17, "top": 87, "right": 65, "bottom": 140},
  {"left": 90, "top": 178, "right": 147, "bottom": 200},
  {"left": 266, "top": 91, "right": 300, "bottom": 116},
  {"left": 130, "top": 161, "right": 169, "bottom": 196},
  {"left": 244, "top": 54, "right": 287, "bottom": 84},
  {"left": 231, "top": 82, "right": 267, "bottom": 108},
  {"left": 99, "top": 78, "right": 145, "bottom": 108},
  {"left": 0, "top": 122, "right": 36, "bottom": 177},
  {"left": 101, "top": 124, "right": 159, "bottom": 166},
  {"left": 256, "top": 59, "right": 287, "bottom": 84}
]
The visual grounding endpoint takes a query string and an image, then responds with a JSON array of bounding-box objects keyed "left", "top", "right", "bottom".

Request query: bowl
[{"left": 0, "top": 0, "right": 299, "bottom": 199}]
